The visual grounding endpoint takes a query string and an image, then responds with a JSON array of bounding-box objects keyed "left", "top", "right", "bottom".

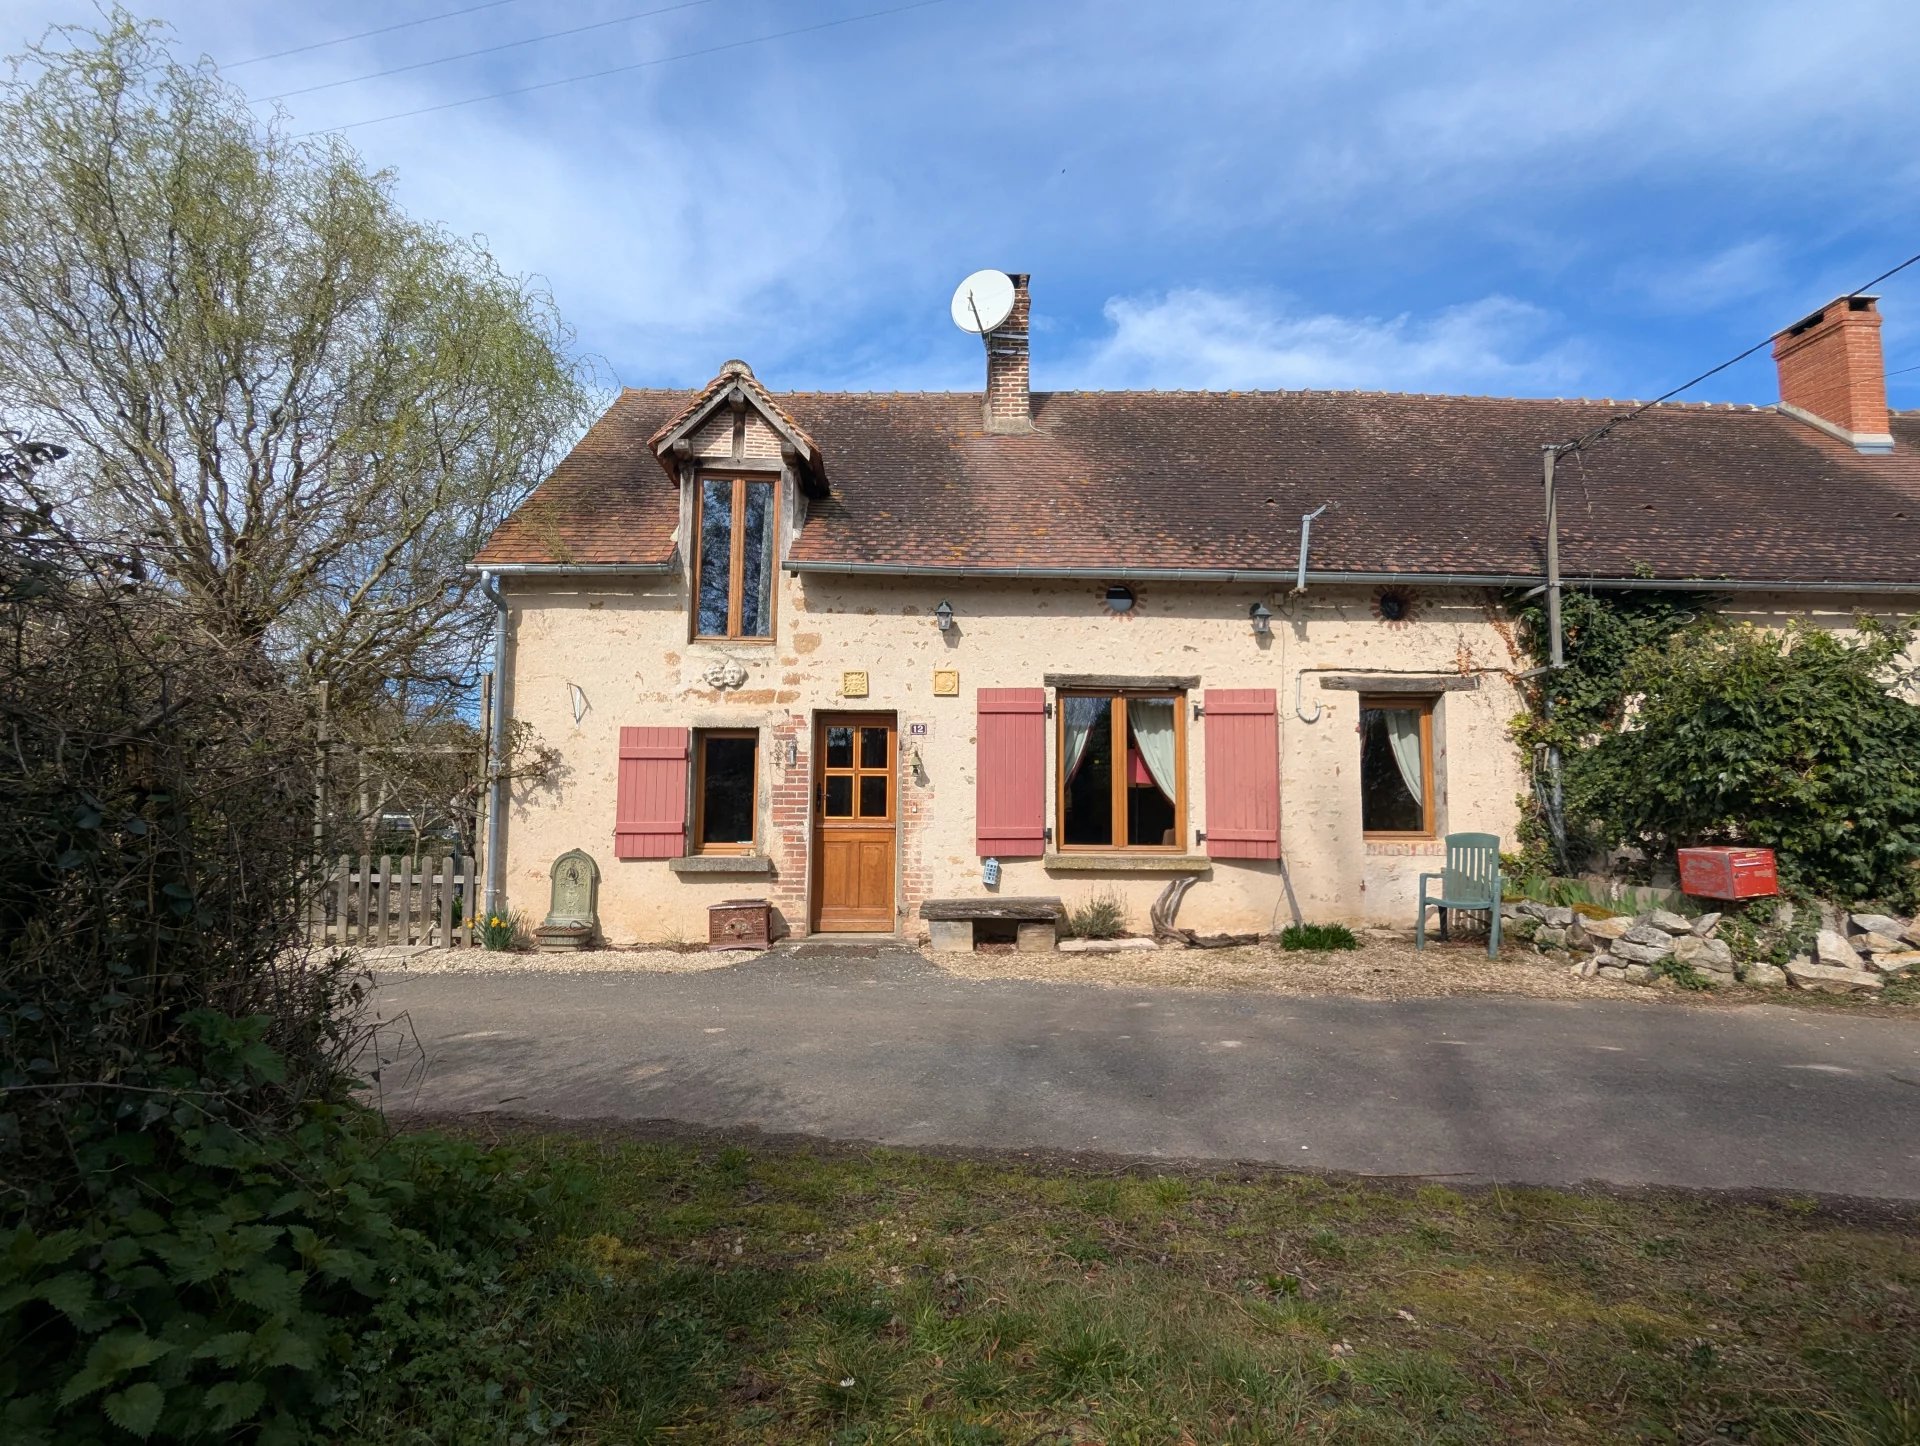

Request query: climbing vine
[{"left": 1506, "top": 589, "right": 1704, "bottom": 875}]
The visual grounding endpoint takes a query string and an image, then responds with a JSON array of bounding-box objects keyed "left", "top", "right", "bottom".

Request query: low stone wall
[{"left": 1504, "top": 899, "right": 1919, "bottom": 994}]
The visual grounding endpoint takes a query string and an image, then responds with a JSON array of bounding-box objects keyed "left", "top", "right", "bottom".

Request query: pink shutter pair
[
  {"left": 614, "top": 726, "right": 688, "bottom": 859},
  {"left": 972, "top": 688, "right": 1279, "bottom": 859}
]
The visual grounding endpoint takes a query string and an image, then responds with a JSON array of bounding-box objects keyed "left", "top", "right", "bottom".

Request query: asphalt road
[{"left": 371, "top": 945, "right": 1920, "bottom": 1198}]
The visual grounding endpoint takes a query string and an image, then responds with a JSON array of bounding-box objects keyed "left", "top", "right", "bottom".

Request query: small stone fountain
[{"left": 535, "top": 849, "right": 598, "bottom": 952}]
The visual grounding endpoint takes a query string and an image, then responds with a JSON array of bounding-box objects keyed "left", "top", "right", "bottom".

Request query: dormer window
[{"left": 694, "top": 474, "right": 776, "bottom": 640}]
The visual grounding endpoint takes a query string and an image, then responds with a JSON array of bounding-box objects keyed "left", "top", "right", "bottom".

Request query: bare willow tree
[{"left": 0, "top": 12, "right": 592, "bottom": 729}]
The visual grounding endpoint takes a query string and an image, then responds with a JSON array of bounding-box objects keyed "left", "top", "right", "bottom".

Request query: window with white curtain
[
  {"left": 1359, "top": 697, "right": 1434, "bottom": 836},
  {"left": 1058, "top": 690, "right": 1184, "bottom": 850}
]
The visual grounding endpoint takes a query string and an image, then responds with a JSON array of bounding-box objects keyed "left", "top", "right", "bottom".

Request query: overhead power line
[
  {"left": 256, "top": 0, "right": 722, "bottom": 103},
  {"left": 224, "top": 0, "right": 535, "bottom": 70},
  {"left": 292, "top": 0, "right": 951, "bottom": 137},
  {"left": 1559, "top": 247, "right": 1920, "bottom": 456}
]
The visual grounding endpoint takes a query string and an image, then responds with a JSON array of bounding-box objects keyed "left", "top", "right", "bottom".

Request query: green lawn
[{"left": 382, "top": 1127, "right": 1920, "bottom": 1444}]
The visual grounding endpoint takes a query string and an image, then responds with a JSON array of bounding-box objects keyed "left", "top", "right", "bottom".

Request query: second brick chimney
[
  {"left": 1771, "top": 294, "right": 1893, "bottom": 453},
  {"left": 984, "top": 272, "right": 1032, "bottom": 433}
]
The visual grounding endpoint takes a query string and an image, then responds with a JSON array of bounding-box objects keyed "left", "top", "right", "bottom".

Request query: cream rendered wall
[{"left": 497, "top": 557, "right": 1543, "bottom": 942}]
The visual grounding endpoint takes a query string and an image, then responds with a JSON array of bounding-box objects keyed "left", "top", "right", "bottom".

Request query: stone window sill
[
  {"left": 1043, "top": 853, "right": 1212, "bottom": 875},
  {"left": 668, "top": 854, "right": 774, "bottom": 874}
]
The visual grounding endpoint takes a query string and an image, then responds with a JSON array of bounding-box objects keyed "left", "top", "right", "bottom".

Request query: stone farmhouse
[{"left": 472, "top": 277, "right": 1920, "bottom": 944}]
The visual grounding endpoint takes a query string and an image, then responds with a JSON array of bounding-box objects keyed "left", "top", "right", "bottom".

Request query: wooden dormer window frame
[{"left": 692, "top": 472, "right": 777, "bottom": 642}]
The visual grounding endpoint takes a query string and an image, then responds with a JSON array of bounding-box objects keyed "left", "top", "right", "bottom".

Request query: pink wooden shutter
[
  {"left": 976, "top": 688, "right": 1047, "bottom": 856},
  {"left": 615, "top": 726, "right": 689, "bottom": 859},
  {"left": 1203, "top": 689, "right": 1280, "bottom": 859}
]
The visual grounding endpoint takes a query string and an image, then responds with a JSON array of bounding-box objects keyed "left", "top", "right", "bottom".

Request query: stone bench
[{"left": 920, "top": 897, "right": 1065, "bottom": 954}]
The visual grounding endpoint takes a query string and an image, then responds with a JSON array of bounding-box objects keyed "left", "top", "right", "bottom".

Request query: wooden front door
[{"left": 812, "top": 714, "right": 897, "bottom": 932}]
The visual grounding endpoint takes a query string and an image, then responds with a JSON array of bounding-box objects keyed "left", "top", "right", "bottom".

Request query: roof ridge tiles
[{"left": 617, "top": 384, "right": 1799, "bottom": 413}]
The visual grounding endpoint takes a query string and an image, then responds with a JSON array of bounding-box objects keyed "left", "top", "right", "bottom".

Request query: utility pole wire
[
  {"left": 290, "top": 0, "right": 952, "bottom": 137},
  {"left": 224, "top": 0, "right": 535, "bottom": 69},
  {"left": 255, "top": 0, "right": 722, "bottom": 103}
]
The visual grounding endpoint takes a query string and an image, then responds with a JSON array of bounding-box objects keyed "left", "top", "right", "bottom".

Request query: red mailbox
[{"left": 1676, "top": 846, "right": 1779, "bottom": 901}]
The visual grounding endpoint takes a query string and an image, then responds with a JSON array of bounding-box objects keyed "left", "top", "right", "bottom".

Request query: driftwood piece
[
  {"left": 1150, "top": 876, "right": 1197, "bottom": 942},
  {"left": 1151, "top": 875, "right": 1259, "bottom": 949}
]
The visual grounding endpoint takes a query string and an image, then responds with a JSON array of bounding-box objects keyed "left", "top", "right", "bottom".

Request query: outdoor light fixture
[
  {"left": 1249, "top": 601, "right": 1272, "bottom": 636},
  {"left": 934, "top": 599, "right": 954, "bottom": 632}
]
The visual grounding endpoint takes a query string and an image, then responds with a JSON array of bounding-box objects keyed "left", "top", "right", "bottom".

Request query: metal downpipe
[{"left": 481, "top": 572, "right": 509, "bottom": 919}]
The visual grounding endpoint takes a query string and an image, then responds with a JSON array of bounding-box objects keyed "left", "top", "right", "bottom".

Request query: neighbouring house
[{"left": 472, "top": 277, "right": 1920, "bottom": 944}]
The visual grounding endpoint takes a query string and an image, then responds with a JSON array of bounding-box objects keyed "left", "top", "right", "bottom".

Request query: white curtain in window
[
  {"left": 1383, "top": 708, "right": 1424, "bottom": 805},
  {"left": 1128, "top": 698, "right": 1178, "bottom": 802},
  {"left": 1062, "top": 696, "right": 1105, "bottom": 781}
]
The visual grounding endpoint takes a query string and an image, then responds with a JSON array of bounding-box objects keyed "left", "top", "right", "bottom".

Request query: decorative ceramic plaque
[
  {"left": 841, "top": 670, "right": 869, "bottom": 698},
  {"left": 932, "top": 669, "right": 959, "bottom": 696}
]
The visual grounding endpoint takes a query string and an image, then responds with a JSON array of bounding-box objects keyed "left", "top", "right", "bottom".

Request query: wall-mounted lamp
[
  {"left": 1249, "top": 601, "right": 1272, "bottom": 636},
  {"left": 567, "top": 682, "right": 589, "bottom": 724},
  {"left": 934, "top": 599, "right": 954, "bottom": 632}
]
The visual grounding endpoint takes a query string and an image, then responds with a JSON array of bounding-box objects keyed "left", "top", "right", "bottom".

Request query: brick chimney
[
  {"left": 984, "top": 272, "right": 1032, "bottom": 433},
  {"left": 1771, "top": 294, "right": 1893, "bottom": 453}
]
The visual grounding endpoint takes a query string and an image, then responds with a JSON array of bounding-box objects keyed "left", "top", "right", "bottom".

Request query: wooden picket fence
[{"left": 316, "top": 854, "right": 474, "bottom": 948}]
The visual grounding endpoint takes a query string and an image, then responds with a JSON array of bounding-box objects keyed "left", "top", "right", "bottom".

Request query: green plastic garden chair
[{"left": 1416, "top": 833, "right": 1503, "bottom": 959}]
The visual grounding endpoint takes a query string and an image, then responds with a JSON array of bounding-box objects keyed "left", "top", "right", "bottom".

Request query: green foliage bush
[
  {"left": 0, "top": 1069, "right": 574, "bottom": 1443},
  {"left": 1509, "top": 590, "right": 1704, "bottom": 874},
  {"left": 1280, "top": 923, "right": 1359, "bottom": 951},
  {"left": 1584, "top": 620, "right": 1920, "bottom": 909},
  {"left": 1513, "top": 589, "right": 1920, "bottom": 909}
]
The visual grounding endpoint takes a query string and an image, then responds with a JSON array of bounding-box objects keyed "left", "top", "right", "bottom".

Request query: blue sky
[{"left": 8, "top": 0, "right": 1920, "bottom": 407}]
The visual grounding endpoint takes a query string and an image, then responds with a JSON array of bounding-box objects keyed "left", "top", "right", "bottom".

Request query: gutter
[
  {"left": 781, "top": 559, "right": 1920, "bottom": 594},
  {"left": 463, "top": 560, "right": 677, "bottom": 576},
  {"left": 480, "top": 572, "right": 509, "bottom": 919}
]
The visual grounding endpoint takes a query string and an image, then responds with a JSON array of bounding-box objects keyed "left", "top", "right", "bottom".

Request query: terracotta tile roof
[
  {"left": 476, "top": 387, "right": 1920, "bottom": 585},
  {"left": 476, "top": 390, "right": 680, "bottom": 567}
]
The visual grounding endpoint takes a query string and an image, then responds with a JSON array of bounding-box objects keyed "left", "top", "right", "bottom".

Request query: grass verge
[{"left": 365, "top": 1124, "right": 1920, "bottom": 1444}]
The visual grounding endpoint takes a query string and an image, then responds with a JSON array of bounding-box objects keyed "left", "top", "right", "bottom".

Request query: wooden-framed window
[
  {"left": 693, "top": 729, "right": 759, "bottom": 853},
  {"left": 1057, "top": 690, "right": 1186, "bottom": 851},
  {"left": 1359, "top": 697, "right": 1435, "bottom": 837},
  {"left": 693, "top": 474, "right": 777, "bottom": 640},
  {"left": 818, "top": 718, "right": 895, "bottom": 823}
]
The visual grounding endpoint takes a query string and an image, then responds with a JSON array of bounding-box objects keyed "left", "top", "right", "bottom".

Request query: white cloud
[
  {"left": 1066, "top": 289, "right": 1585, "bottom": 395},
  {"left": 1617, "top": 239, "right": 1784, "bottom": 312}
]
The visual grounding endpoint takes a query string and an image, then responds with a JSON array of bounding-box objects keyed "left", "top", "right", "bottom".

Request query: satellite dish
[{"left": 950, "top": 269, "right": 1015, "bottom": 334}]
